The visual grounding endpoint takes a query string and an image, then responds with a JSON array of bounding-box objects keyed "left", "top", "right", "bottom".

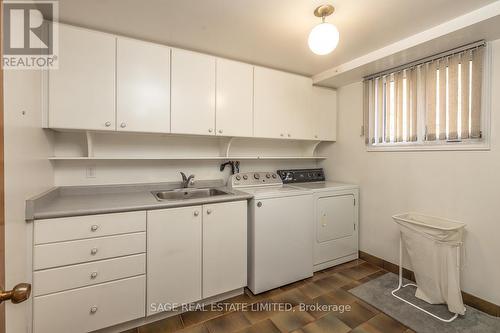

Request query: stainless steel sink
[{"left": 152, "top": 188, "right": 229, "bottom": 201}]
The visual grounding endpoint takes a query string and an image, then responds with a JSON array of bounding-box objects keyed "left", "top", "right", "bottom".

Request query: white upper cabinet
[
  {"left": 116, "top": 38, "right": 171, "bottom": 133},
  {"left": 312, "top": 87, "right": 337, "bottom": 141},
  {"left": 254, "top": 67, "right": 313, "bottom": 140},
  {"left": 48, "top": 24, "right": 116, "bottom": 131},
  {"left": 171, "top": 49, "right": 216, "bottom": 135},
  {"left": 215, "top": 59, "right": 253, "bottom": 137}
]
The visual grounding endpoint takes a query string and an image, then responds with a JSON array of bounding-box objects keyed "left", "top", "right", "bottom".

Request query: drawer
[
  {"left": 33, "top": 275, "right": 145, "bottom": 333},
  {"left": 34, "top": 232, "right": 146, "bottom": 270},
  {"left": 34, "top": 211, "right": 146, "bottom": 244},
  {"left": 34, "top": 253, "right": 146, "bottom": 296}
]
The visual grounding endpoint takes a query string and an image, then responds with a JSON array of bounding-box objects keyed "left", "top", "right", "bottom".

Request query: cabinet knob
[
  {"left": 90, "top": 306, "right": 98, "bottom": 314},
  {"left": 90, "top": 272, "right": 98, "bottom": 279},
  {"left": 257, "top": 202, "right": 262, "bottom": 208},
  {"left": 90, "top": 248, "right": 98, "bottom": 255},
  {"left": 280, "top": 133, "right": 284, "bottom": 137},
  {"left": 314, "top": 135, "right": 318, "bottom": 139},
  {"left": 120, "top": 122, "right": 126, "bottom": 128},
  {"left": 206, "top": 209, "right": 212, "bottom": 215},
  {"left": 194, "top": 211, "right": 199, "bottom": 217},
  {"left": 208, "top": 128, "right": 213, "bottom": 133},
  {"left": 105, "top": 121, "right": 111, "bottom": 127},
  {"left": 218, "top": 129, "right": 223, "bottom": 134},
  {"left": 287, "top": 134, "right": 291, "bottom": 138},
  {"left": 90, "top": 225, "right": 99, "bottom": 232}
]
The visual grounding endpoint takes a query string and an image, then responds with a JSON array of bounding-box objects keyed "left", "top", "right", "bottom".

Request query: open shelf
[
  {"left": 48, "top": 156, "right": 328, "bottom": 161},
  {"left": 49, "top": 131, "right": 330, "bottom": 161}
]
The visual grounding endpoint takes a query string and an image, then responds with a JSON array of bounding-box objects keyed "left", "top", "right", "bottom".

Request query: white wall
[
  {"left": 320, "top": 39, "right": 500, "bottom": 305},
  {"left": 4, "top": 70, "right": 54, "bottom": 332},
  {"left": 53, "top": 159, "right": 317, "bottom": 186}
]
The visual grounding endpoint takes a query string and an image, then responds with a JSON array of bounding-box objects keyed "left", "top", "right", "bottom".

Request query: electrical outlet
[{"left": 86, "top": 166, "right": 96, "bottom": 178}]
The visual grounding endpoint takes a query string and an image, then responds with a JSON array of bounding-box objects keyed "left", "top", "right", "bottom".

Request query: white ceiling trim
[{"left": 313, "top": 0, "right": 500, "bottom": 86}]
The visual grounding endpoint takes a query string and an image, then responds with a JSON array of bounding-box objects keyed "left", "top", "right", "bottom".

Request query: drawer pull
[
  {"left": 193, "top": 211, "right": 199, "bottom": 217},
  {"left": 90, "top": 272, "right": 98, "bottom": 279},
  {"left": 90, "top": 248, "right": 98, "bottom": 255},
  {"left": 90, "top": 225, "right": 99, "bottom": 232},
  {"left": 90, "top": 306, "right": 98, "bottom": 314},
  {"left": 206, "top": 209, "right": 212, "bottom": 215}
]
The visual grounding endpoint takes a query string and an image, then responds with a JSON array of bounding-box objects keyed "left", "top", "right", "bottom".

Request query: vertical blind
[{"left": 363, "top": 43, "right": 485, "bottom": 145}]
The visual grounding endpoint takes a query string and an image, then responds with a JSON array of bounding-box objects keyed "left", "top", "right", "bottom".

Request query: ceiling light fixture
[{"left": 308, "top": 4, "right": 339, "bottom": 55}]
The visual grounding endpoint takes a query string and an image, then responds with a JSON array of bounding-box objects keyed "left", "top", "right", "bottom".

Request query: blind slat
[
  {"left": 448, "top": 54, "right": 460, "bottom": 140},
  {"left": 410, "top": 68, "right": 418, "bottom": 141},
  {"left": 377, "top": 78, "right": 383, "bottom": 143},
  {"left": 363, "top": 80, "right": 370, "bottom": 144},
  {"left": 425, "top": 61, "right": 437, "bottom": 141},
  {"left": 368, "top": 79, "right": 375, "bottom": 143},
  {"left": 471, "top": 47, "right": 484, "bottom": 138},
  {"left": 395, "top": 71, "right": 404, "bottom": 142},
  {"left": 384, "top": 75, "right": 392, "bottom": 142},
  {"left": 438, "top": 58, "right": 447, "bottom": 140},
  {"left": 460, "top": 51, "right": 471, "bottom": 139}
]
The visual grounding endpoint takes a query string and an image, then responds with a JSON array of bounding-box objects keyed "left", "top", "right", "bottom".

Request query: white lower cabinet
[
  {"left": 147, "top": 201, "right": 247, "bottom": 315},
  {"left": 33, "top": 276, "right": 145, "bottom": 333},
  {"left": 32, "top": 202, "right": 247, "bottom": 331},
  {"left": 147, "top": 205, "right": 203, "bottom": 315},
  {"left": 32, "top": 211, "right": 147, "bottom": 333},
  {"left": 202, "top": 201, "right": 247, "bottom": 298}
]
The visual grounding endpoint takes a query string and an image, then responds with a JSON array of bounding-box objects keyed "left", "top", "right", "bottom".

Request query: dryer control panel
[{"left": 277, "top": 168, "right": 325, "bottom": 184}]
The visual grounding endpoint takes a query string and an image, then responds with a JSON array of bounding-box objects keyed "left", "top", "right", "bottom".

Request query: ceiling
[{"left": 55, "top": 0, "right": 497, "bottom": 76}]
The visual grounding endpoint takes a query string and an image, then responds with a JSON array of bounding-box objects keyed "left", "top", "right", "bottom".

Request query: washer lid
[{"left": 239, "top": 185, "right": 311, "bottom": 199}]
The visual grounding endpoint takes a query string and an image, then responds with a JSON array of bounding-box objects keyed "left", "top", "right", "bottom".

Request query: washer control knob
[
  {"left": 243, "top": 174, "right": 248, "bottom": 180},
  {"left": 253, "top": 173, "right": 260, "bottom": 180},
  {"left": 272, "top": 174, "right": 277, "bottom": 179},
  {"left": 235, "top": 175, "right": 241, "bottom": 181},
  {"left": 266, "top": 173, "right": 271, "bottom": 179}
]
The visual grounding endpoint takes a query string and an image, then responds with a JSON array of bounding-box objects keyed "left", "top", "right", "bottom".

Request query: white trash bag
[{"left": 393, "top": 213, "right": 466, "bottom": 315}]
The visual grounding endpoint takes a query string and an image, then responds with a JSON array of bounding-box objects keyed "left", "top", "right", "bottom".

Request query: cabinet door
[
  {"left": 117, "top": 38, "right": 170, "bottom": 133},
  {"left": 49, "top": 24, "right": 115, "bottom": 131},
  {"left": 171, "top": 49, "right": 216, "bottom": 135},
  {"left": 254, "top": 67, "right": 312, "bottom": 139},
  {"left": 312, "top": 87, "right": 337, "bottom": 141},
  {"left": 253, "top": 67, "right": 287, "bottom": 139},
  {"left": 147, "top": 206, "right": 202, "bottom": 315},
  {"left": 216, "top": 59, "right": 253, "bottom": 137},
  {"left": 202, "top": 201, "right": 247, "bottom": 298},
  {"left": 288, "top": 76, "right": 313, "bottom": 140}
]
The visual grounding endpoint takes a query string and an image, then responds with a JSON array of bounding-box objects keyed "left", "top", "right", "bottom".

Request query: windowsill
[{"left": 366, "top": 140, "right": 490, "bottom": 152}]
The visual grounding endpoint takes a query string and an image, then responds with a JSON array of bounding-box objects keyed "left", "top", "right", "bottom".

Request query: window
[{"left": 363, "top": 42, "right": 489, "bottom": 151}]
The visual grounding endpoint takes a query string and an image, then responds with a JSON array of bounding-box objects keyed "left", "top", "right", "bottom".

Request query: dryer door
[{"left": 315, "top": 194, "right": 357, "bottom": 264}]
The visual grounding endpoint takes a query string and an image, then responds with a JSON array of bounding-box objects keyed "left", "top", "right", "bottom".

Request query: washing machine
[{"left": 229, "top": 171, "right": 313, "bottom": 294}]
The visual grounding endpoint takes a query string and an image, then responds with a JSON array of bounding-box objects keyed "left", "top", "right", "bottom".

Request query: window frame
[{"left": 366, "top": 43, "right": 492, "bottom": 152}]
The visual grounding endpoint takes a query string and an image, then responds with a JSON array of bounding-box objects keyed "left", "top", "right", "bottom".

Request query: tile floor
[{"left": 122, "top": 259, "right": 416, "bottom": 333}]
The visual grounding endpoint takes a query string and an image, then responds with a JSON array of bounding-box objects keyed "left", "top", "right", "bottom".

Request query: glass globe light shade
[{"left": 308, "top": 22, "right": 339, "bottom": 55}]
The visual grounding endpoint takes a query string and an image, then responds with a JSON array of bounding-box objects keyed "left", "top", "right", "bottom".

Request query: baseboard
[
  {"left": 314, "top": 253, "right": 359, "bottom": 272},
  {"left": 359, "top": 251, "right": 500, "bottom": 317}
]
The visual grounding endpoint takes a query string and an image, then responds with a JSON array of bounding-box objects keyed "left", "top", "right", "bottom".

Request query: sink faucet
[{"left": 180, "top": 172, "right": 195, "bottom": 188}]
